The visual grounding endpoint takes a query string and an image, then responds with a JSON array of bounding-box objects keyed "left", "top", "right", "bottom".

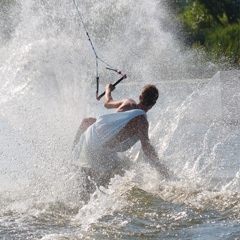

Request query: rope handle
[
  {"left": 96, "top": 74, "right": 127, "bottom": 100},
  {"left": 106, "top": 67, "right": 122, "bottom": 75}
]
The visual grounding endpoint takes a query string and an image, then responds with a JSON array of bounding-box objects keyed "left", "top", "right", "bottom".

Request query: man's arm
[
  {"left": 104, "top": 84, "right": 124, "bottom": 109},
  {"left": 136, "top": 116, "right": 170, "bottom": 178},
  {"left": 104, "top": 84, "right": 137, "bottom": 111}
]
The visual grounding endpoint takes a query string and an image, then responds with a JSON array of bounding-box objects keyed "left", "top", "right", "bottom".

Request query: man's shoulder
[
  {"left": 126, "top": 114, "right": 148, "bottom": 134},
  {"left": 127, "top": 98, "right": 136, "bottom": 102},
  {"left": 131, "top": 113, "right": 148, "bottom": 125},
  {"left": 117, "top": 99, "right": 137, "bottom": 112},
  {"left": 123, "top": 98, "right": 137, "bottom": 105}
]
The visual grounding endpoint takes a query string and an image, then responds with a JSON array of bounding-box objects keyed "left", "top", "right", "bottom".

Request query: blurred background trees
[
  {"left": 1, "top": 0, "right": 239, "bottom": 67},
  {"left": 168, "top": 0, "right": 240, "bottom": 66}
]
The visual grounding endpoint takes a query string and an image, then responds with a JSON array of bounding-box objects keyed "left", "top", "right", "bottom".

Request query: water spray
[{"left": 71, "top": 0, "right": 126, "bottom": 100}]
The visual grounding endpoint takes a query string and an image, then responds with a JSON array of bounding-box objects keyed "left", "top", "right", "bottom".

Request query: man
[{"left": 73, "top": 84, "right": 169, "bottom": 196}]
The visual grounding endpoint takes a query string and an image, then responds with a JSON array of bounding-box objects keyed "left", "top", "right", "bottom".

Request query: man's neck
[{"left": 137, "top": 103, "right": 149, "bottom": 112}]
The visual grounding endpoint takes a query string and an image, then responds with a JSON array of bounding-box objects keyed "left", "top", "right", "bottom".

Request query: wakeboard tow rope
[{"left": 72, "top": 0, "right": 127, "bottom": 100}]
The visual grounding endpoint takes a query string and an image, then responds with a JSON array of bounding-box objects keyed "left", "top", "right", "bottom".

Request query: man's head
[{"left": 140, "top": 84, "right": 159, "bottom": 107}]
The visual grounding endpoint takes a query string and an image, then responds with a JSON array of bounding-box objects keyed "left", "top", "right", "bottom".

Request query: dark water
[{"left": 0, "top": 0, "right": 239, "bottom": 239}]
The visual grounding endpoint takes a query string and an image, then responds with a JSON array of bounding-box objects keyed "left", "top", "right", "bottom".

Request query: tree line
[{"left": 168, "top": 0, "right": 240, "bottom": 66}]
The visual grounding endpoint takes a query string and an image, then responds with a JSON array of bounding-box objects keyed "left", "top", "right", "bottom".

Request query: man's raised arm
[{"left": 104, "top": 84, "right": 124, "bottom": 109}]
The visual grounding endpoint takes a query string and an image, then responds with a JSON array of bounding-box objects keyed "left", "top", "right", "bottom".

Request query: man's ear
[{"left": 139, "top": 95, "right": 142, "bottom": 101}]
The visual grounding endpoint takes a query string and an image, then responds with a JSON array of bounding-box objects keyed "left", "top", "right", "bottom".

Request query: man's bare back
[
  {"left": 103, "top": 84, "right": 169, "bottom": 178},
  {"left": 73, "top": 84, "right": 169, "bottom": 180}
]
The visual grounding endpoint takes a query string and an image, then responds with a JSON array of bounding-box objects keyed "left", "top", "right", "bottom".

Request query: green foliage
[
  {"left": 198, "top": 0, "right": 240, "bottom": 24},
  {"left": 179, "top": 1, "right": 214, "bottom": 31},
  {"left": 205, "top": 23, "right": 240, "bottom": 64},
  {"left": 172, "top": 0, "right": 240, "bottom": 66}
]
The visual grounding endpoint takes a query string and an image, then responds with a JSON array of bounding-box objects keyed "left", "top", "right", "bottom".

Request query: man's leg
[{"left": 72, "top": 117, "right": 96, "bottom": 150}]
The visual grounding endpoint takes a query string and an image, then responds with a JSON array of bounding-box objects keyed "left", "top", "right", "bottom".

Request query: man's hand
[
  {"left": 104, "top": 84, "right": 124, "bottom": 109},
  {"left": 105, "top": 84, "right": 115, "bottom": 92}
]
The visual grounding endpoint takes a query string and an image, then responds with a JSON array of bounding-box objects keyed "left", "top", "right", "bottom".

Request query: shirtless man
[
  {"left": 103, "top": 83, "right": 169, "bottom": 178},
  {"left": 73, "top": 84, "right": 169, "bottom": 199}
]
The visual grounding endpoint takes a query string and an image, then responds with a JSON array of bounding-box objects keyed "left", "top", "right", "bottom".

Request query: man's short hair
[{"left": 141, "top": 84, "right": 159, "bottom": 106}]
